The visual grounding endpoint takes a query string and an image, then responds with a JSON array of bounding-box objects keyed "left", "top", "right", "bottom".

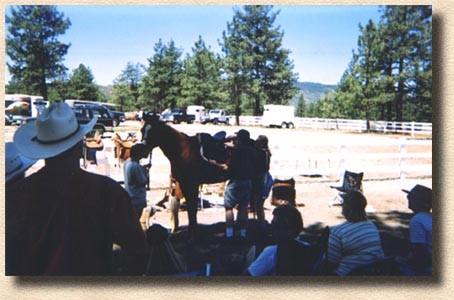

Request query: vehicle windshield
[{"left": 210, "top": 110, "right": 220, "bottom": 114}]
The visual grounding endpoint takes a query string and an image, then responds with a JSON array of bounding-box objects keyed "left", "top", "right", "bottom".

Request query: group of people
[
  {"left": 247, "top": 186, "right": 432, "bottom": 276},
  {"left": 5, "top": 101, "right": 432, "bottom": 276},
  {"left": 209, "top": 128, "right": 272, "bottom": 240}
]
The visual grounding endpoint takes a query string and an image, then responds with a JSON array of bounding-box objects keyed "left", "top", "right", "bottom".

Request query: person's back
[
  {"left": 326, "top": 190, "right": 384, "bottom": 276},
  {"left": 410, "top": 212, "right": 432, "bottom": 256},
  {"left": 123, "top": 144, "right": 149, "bottom": 216},
  {"left": 7, "top": 167, "right": 145, "bottom": 275},
  {"left": 401, "top": 184, "right": 432, "bottom": 274},
  {"left": 328, "top": 220, "right": 384, "bottom": 276},
  {"left": 248, "top": 204, "right": 308, "bottom": 276},
  {"left": 228, "top": 143, "right": 255, "bottom": 180},
  {"left": 6, "top": 102, "right": 146, "bottom": 275}
]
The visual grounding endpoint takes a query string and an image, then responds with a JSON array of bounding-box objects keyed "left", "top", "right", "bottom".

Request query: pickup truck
[
  {"left": 201, "top": 109, "right": 230, "bottom": 125},
  {"left": 172, "top": 110, "right": 195, "bottom": 124}
]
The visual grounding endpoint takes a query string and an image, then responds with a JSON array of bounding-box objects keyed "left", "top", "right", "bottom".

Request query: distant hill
[
  {"left": 98, "top": 81, "right": 336, "bottom": 106},
  {"left": 292, "top": 81, "right": 337, "bottom": 105},
  {"left": 98, "top": 85, "right": 113, "bottom": 99}
]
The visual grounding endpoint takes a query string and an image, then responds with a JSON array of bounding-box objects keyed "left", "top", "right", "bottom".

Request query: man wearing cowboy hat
[
  {"left": 6, "top": 102, "right": 146, "bottom": 275},
  {"left": 399, "top": 184, "right": 432, "bottom": 275}
]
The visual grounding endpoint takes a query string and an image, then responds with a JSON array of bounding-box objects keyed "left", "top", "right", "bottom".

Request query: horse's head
[{"left": 140, "top": 112, "right": 161, "bottom": 152}]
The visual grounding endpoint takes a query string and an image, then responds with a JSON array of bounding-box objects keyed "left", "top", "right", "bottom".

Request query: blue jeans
[{"left": 224, "top": 179, "right": 252, "bottom": 210}]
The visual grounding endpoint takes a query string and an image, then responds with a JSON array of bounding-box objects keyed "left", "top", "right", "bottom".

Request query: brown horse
[{"left": 141, "top": 113, "right": 229, "bottom": 237}]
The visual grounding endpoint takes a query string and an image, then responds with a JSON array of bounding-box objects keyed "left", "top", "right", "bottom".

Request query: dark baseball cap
[{"left": 235, "top": 129, "right": 250, "bottom": 142}]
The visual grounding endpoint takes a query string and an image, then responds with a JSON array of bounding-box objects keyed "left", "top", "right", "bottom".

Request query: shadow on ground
[{"left": 167, "top": 210, "right": 414, "bottom": 276}]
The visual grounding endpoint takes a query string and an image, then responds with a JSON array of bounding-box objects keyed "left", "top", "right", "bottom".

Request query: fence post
[
  {"left": 338, "top": 144, "right": 346, "bottom": 180},
  {"left": 400, "top": 139, "right": 406, "bottom": 180}
]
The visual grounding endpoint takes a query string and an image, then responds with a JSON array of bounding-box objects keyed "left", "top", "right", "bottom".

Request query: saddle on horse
[
  {"left": 82, "top": 131, "right": 104, "bottom": 167},
  {"left": 112, "top": 132, "right": 137, "bottom": 162},
  {"left": 195, "top": 131, "right": 230, "bottom": 183}
]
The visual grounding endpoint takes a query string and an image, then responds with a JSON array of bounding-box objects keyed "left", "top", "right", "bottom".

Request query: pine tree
[
  {"left": 139, "top": 39, "right": 183, "bottom": 112},
  {"left": 112, "top": 62, "right": 144, "bottom": 111},
  {"left": 330, "top": 5, "right": 431, "bottom": 123},
  {"left": 379, "top": 6, "right": 432, "bottom": 122},
  {"left": 180, "top": 36, "right": 227, "bottom": 109},
  {"left": 67, "top": 64, "right": 101, "bottom": 101},
  {"left": 221, "top": 5, "right": 299, "bottom": 120},
  {"left": 6, "top": 5, "right": 71, "bottom": 99},
  {"left": 295, "top": 93, "right": 306, "bottom": 117}
]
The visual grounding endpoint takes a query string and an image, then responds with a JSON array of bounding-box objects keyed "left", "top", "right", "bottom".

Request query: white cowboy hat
[
  {"left": 5, "top": 142, "right": 37, "bottom": 183},
  {"left": 13, "top": 102, "right": 97, "bottom": 159}
]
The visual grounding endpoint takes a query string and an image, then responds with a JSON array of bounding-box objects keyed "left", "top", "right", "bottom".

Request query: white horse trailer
[
  {"left": 261, "top": 104, "right": 295, "bottom": 128},
  {"left": 5, "top": 94, "right": 49, "bottom": 125},
  {"left": 186, "top": 105, "right": 205, "bottom": 122}
]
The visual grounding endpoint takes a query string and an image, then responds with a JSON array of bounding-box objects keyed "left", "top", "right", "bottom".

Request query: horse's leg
[
  {"left": 169, "top": 181, "right": 180, "bottom": 232},
  {"left": 169, "top": 196, "right": 180, "bottom": 233},
  {"left": 180, "top": 182, "right": 199, "bottom": 239},
  {"left": 218, "top": 181, "right": 226, "bottom": 197}
]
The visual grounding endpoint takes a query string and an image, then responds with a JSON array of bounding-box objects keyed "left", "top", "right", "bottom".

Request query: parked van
[
  {"left": 261, "top": 104, "right": 295, "bottom": 128},
  {"left": 186, "top": 105, "right": 205, "bottom": 122},
  {"left": 5, "top": 94, "right": 49, "bottom": 125}
]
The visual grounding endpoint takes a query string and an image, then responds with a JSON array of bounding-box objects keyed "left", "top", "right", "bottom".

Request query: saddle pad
[
  {"left": 273, "top": 177, "right": 295, "bottom": 188},
  {"left": 85, "top": 140, "right": 103, "bottom": 150}
]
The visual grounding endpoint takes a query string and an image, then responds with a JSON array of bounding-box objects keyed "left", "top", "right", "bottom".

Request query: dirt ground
[{"left": 5, "top": 121, "right": 432, "bottom": 275}]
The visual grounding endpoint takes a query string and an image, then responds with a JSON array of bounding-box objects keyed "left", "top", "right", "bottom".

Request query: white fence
[
  {"left": 269, "top": 138, "right": 432, "bottom": 181},
  {"left": 229, "top": 116, "right": 432, "bottom": 136}
]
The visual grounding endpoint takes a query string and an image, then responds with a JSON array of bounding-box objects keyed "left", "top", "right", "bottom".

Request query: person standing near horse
[
  {"left": 6, "top": 102, "right": 146, "bottom": 275},
  {"left": 211, "top": 129, "right": 255, "bottom": 239},
  {"left": 124, "top": 143, "right": 151, "bottom": 217},
  {"left": 251, "top": 135, "right": 272, "bottom": 235}
]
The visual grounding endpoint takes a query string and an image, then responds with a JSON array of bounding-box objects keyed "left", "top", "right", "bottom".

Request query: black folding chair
[{"left": 329, "top": 170, "right": 363, "bottom": 206}]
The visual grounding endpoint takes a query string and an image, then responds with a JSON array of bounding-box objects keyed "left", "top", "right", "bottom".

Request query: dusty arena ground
[{"left": 5, "top": 120, "right": 432, "bottom": 275}]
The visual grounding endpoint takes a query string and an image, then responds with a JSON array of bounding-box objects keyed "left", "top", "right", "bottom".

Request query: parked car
[
  {"left": 201, "top": 109, "right": 230, "bottom": 125},
  {"left": 160, "top": 108, "right": 182, "bottom": 123},
  {"left": 73, "top": 104, "right": 114, "bottom": 134},
  {"left": 109, "top": 110, "right": 126, "bottom": 127},
  {"left": 173, "top": 110, "right": 196, "bottom": 124}
]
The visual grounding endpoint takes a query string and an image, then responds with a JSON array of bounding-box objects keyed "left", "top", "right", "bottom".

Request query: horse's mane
[
  {"left": 143, "top": 118, "right": 196, "bottom": 163},
  {"left": 154, "top": 119, "right": 189, "bottom": 140}
]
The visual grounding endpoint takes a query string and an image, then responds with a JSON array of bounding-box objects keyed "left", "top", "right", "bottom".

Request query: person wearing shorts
[{"left": 211, "top": 129, "right": 255, "bottom": 239}]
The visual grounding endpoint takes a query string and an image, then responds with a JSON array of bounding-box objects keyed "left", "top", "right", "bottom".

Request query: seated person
[
  {"left": 399, "top": 184, "right": 432, "bottom": 275},
  {"left": 325, "top": 190, "right": 385, "bottom": 276},
  {"left": 144, "top": 224, "right": 187, "bottom": 275},
  {"left": 247, "top": 204, "right": 310, "bottom": 276}
]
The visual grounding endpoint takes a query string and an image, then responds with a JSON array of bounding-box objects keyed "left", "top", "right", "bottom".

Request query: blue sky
[{"left": 6, "top": 5, "right": 382, "bottom": 86}]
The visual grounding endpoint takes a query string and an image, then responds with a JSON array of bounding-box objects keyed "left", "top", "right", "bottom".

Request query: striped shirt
[{"left": 328, "top": 221, "right": 384, "bottom": 276}]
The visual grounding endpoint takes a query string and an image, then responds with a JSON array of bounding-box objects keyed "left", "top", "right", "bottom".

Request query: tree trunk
[
  {"left": 234, "top": 83, "right": 240, "bottom": 125},
  {"left": 396, "top": 57, "right": 405, "bottom": 122}
]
